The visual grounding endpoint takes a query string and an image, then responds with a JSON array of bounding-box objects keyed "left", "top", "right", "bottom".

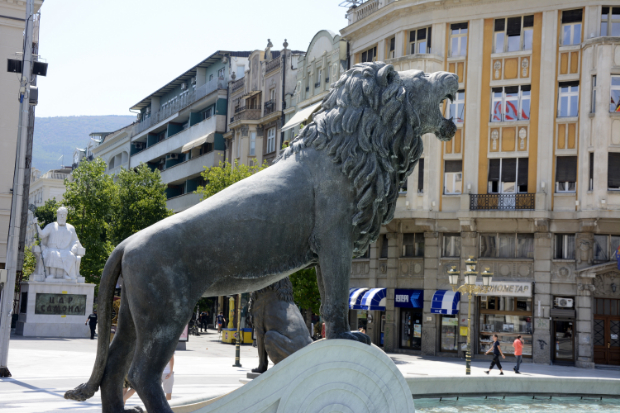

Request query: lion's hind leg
[{"left": 264, "top": 330, "right": 309, "bottom": 365}]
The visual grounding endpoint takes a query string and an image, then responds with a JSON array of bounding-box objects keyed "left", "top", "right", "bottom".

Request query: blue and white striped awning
[
  {"left": 430, "top": 290, "right": 461, "bottom": 315},
  {"left": 349, "top": 288, "right": 368, "bottom": 310},
  {"left": 360, "top": 288, "right": 387, "bottom": 311}
]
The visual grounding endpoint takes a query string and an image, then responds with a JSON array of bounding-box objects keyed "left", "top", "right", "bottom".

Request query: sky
[{"left": 35, "top": 0, "right": 349, "bottom": 118}]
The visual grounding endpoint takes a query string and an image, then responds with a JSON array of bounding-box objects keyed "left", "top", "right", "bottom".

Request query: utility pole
[{"left": 0, "top": 0, "right": 36, "bottom": 378}]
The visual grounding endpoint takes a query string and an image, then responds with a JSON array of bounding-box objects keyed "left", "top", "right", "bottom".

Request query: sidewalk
[{"left": 1, "top": 331, "right": 618, "bottom": 412}]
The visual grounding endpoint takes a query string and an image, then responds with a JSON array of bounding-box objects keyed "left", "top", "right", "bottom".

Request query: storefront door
[
  {"left": 400, "top": 309, "right": 422, "bottom": 350},
  {"left": 594, "top": 298, "right": 620, "bottom": 365},
  {"left": 553, "top": 320, "right": 574, "bottom": 363}
]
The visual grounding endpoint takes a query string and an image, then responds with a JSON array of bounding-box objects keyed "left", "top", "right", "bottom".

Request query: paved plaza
[{"left": 1, "top": 330, "right": 619, "bottom": 412}]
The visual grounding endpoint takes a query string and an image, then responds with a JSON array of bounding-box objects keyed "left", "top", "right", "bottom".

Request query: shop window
[
  {"left": 601, "top": 7, "right": 620, "bottom": 37},
  {"left": 555, "top": 156, "right": 577, "bottom": 193},
  {"left": 554, "top": 234, "right": 575, "bottom": 260},
  {"left": 611, "top": 76, "right": 620, "bottom": 112},
  {"left": 450, "top": 23, "right": 468, "bottom": 57},
  {"left": 387, "top": 36, "right": 395, "bottom": 59},
  {"left": 445, "top": 90, "right": 465, "bottom": 123},
  {"left": 400, "top": 309, "right": 423, "bottom": 350},
  {"left": 266, "top": 127, "right": 276, "bottom": 154},
  {"left": 441, "top": 315, "right": 459, "bottom": 352},
  {"left": 402, "top": 233, "right": 424, "bottom": 257},
  {"left": 360, "top": 46, "right": 377, "bottom": 63},
  {"left": 561, "top": 9, "right": 582, "bottom": 45},
  {"left": 380, "top": 234, "right": 389, "bottom": 259},
  {"left": 491, "top": 85, "right": 531, "bottom": 122},
  {"left": 593, "top": 234, "right": 620, "bottom": 262},
  {"left": 442, "top": 233, "right": 461, "bottom": 257},
  {"left": 558, "top": 82, "right": 579, "bottom": 118},
  {"left": 444, "top": 160, "right": 462, "bottom": 194},
  {"left": 479, "top": 296, "right": 533, "bottom": 356},
  {"left": 494, "top": 15, "right": 534, "bottom": 53},
  {"left": 417, "top": 158, "right": 424, "bottom": 193},
  {"left": 480, "top": 233, "right": 534, "bottom": 259},
  {"left": 409, "top": 26, "right": 432, "bottom": 55},
  {"left": 591, "top": 76, "right": 597, "bottom": 114},
  {"left": 488, "top": 158, "right": 528, "bottom": 194}
]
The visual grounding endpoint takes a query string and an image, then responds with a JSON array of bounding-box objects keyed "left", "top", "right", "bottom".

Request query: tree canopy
[{"left": 196, "top": 160, "right": 268, "bottom": 201}]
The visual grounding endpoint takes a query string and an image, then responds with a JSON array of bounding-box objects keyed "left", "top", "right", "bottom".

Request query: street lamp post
[
  {"left": 232, "top": 294, "right": 242, "bottom": 368},
  {"left": 447, "top": 257, "right": 493, "bottom": 375}
]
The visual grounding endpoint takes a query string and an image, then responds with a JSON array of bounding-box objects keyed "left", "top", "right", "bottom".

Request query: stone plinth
[{"left": 16, "top": 281, "right": 95, "bottom": 338}]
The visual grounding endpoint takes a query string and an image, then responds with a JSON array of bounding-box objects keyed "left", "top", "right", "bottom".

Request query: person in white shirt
[{"left": 162, "top": 353, "right": 175, "bottom": 400}]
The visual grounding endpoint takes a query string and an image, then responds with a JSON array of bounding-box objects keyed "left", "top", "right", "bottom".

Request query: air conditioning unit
[
  {"left": 145, "top": 107, "right": 151, "bottom": 115},
  {"left": 181, "top": 82, "right": 187, "bottom": 91},
  {"left": 166, "top": 153, "right": 179, "bottom": 160},
  {"left": 555, "top": 297, "right": 574, "bottom": 308},
  {"left": 134, "top": 142, "right": 145, "bottom": 150},
  {"left": 159, "top": 158, "right": 165, "bottom": 164}
]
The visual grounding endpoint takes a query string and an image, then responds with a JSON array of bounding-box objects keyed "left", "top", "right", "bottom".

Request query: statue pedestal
[{"left": 15, "top": 281, "right": 96, "bottom": 338}]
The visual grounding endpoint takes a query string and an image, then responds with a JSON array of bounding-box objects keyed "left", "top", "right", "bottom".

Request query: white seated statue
[{"left": 32, "top": 206, "right": 86, "bottom": 283}]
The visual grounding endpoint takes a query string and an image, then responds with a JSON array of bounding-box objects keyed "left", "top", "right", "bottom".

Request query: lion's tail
[{"left": 64, "top": 244, "right": 125, "bottom": 401}]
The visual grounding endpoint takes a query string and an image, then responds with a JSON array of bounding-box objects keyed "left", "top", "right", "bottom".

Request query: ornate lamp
[
  {"left": 447, "top": 266, "right": 460, "bottom": 288},
  {"left": 464, "top": 256, "right": 478, "bottom": 285},
  {"left": 481, "top": 267, "right": 493, "bottom": 287}
]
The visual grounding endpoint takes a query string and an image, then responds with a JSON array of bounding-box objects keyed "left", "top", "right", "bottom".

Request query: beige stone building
[
  {"left": 0, "top": 0, "right": 43, "bottom": 268},
  {"left": 339, "top": 0, "right": 620, "bottom": 368}
]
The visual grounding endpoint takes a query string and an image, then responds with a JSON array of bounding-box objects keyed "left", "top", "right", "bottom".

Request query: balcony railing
[
  {"left": 135, "top": 79, "right": 226, "bottom": 136},
  {"left": 264, "top": 100, "right": 275, "bottom": 116},
  {"left": 231, "top": 77, "right": 245, "bottom": 92},
  {"left": 469, "top": 193, "right": 535, "bottom": 211},
  {"left": 236, "top": 108, "right": 261, "bottom": 121},
  {"left": 348, "top": 0, "right": 380, "bottom": 24},
  {"left": 265, "top": 58, "right": 280, "bottom": 73}
]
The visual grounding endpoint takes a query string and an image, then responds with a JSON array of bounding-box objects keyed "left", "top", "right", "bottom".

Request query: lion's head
[{"left": 278, "top": 62, "right": 458, "bottom": 255}]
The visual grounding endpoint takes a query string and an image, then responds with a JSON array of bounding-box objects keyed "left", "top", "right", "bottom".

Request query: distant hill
[{"left": 33, "top": 115, "right": 135, "bottom": 173}]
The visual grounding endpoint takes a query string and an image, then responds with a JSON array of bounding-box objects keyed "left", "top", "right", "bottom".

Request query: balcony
[
  {"left": 263, "top": 100, "right": 276, "bottom": 116},
  {"left": 469, "top": 193, "right": 535, "bottom": 211},
  {"left": 347, "top": 0, "right": 380, "bottom": 24},
  {"left": 135, "top": 79, "right": 225, "bottom": 136},
  {"left": 160, "top": 150, "right": 223, "bottom": 184},
  {"left": 265, "top": 58, "right": 280, "bottom": 73},
  {"left": 167, "top": 192, "right": 201, "bottom": 213},
  {"left": 231, "top": 77, "right": 245, "bottom": 93},
  {"left": 234, "top": 105, "right": 261, "bottom": 122}
]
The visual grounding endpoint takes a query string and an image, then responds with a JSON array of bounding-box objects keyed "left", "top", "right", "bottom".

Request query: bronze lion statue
[
  {"left": 65, "top": 62, "right": 458, "bottom": 413},
  {"left": 248, "top": 277, "right": 312, "bottom": 373}
]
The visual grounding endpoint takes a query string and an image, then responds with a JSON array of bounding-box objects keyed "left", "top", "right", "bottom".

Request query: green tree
[
  {"left": 22, "top": 246, "right": 36, "bottom": 282},
  {"left": 110, "top": 164, "right": 172, "bottom": 245},
  {"left": 62, "top": 158, "right": 116, "bottom": 285},
  {"left": 289, "top": 267, "right": 320, "bottom": 315},
  {"left": 33, "top": 198, "right": 62, "bottom": 228},
  {"left": 196, "top": 160, "right": 268, "bottom": 201}
]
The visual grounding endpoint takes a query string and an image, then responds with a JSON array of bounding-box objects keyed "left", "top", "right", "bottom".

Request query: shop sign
[
  {"left": 394, "top": 289, "right": 423, "bottom": 308},
  {"left": 476, "top": 281, "right": 532, "bottom": 297}
]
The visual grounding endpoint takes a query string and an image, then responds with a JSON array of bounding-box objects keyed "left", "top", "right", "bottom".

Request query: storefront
[
  {"left": 477, "top": 282, "right": 533, "bottom": 357},
  {"left": 395, "top": 289, "right": 424, "bottom": 350},
  {"left": 550, "top": 301, "right": 576, "bottom": 365},
  {"left": 430, "top": 290, "right": 461, "bottom": 352},
  {"left": 348, "top": 288, "right": 368, "bottom": 330},
  {"left": 359, "top": 288, "right": 387, "bottom": 346}
]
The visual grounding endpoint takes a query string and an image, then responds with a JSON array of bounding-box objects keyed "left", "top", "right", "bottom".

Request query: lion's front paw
[
  {"left": 329, "top": 331, "right": 371, "bottom": 345},
  {"left": 251, "top": 366, "right": 267, "bottom": 374},
  {"left": 64, "top": 383, "right": 97, "bottom": 401}
]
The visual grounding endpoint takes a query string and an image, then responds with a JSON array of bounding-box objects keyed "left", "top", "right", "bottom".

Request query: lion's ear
[{"left": 376, "top": 65, "right": 396, "bottom": 87}]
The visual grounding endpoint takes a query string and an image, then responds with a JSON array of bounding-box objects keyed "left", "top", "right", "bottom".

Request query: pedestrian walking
[
  {"left": 200, "top": 311, "right": 208, "bottom": 332},
  {"left": 484, "top": 334, "right": 505, "bottom": 375},
  {"left": 162, "top": 353, "right": 175, "bottom": 401},
  {"left": 216, "top": 312, "right": 226, "bottom": 334},
  {"left": 85, "top": 309, "right": 97, "bottom": 340},
  {"left": 513, "top": 335, "right": 524, "bottom": 374}
]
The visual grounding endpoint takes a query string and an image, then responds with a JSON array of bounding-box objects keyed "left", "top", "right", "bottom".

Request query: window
[
  {"left": 402, "top": 233, "right": 424, "bottom": 257},
  {"left": 480, "top": 233, "right": 534, "bottom": 258},
  {"left": 494, "top": 15, "right": 534, "bottom": 53},
  {"left": 610, "top": 76, "right": 620, "bottom": 112},
  {"left": 491, "top": 86, "right": 530, "bottom": 122},
  {"left": 479, "top": 297, "right": 533, "bottom": 356},
  {"left": 360, "top": 46, "right": 377, "bottom": 63},
  {"left": 555, "top": 234, "right": 575, "bottom": 260},
  {"left": 441, "top": 315, "right": 459, "bottom": 352},
  {"left": 444, "top": 160, "right": 462, "bottom": 194},
  {"left": 561, "top": 9, "right": 582, "bottom": 45},
  {"left": 601, "top": 7, "right": 620, "bottom": 37},
  {"left": 555, "top": 156, "right": 577, "bottom": 192},
  {"left": 201, "top": 107, "right": 213, "bottom": 120},
  {"left": 236, "top": 135, "right": 240, "bottom": 158},
  {"left": 488, "top": 158, "right": 528, "bottom": 193},
  {"left": 442, "top": 234, "right": 461, "bottom": 257},
  {"left": 558, "top": 82, "right": 579, "bottom": 117},
  {"left": 445, "top": 90, "right": 465, "bottom": 123},
  {"left": 387, "top": 36, "right": 395, "bottom": 59},
  {"left": 450, "top": 23, "right": 468, "bottom": 57},
  {"left": 236, "top": 65, "right": 245, "bottom": 79},
  {"left": 409, "top": 27, "right": 432, "bottom": 55},
  {"left": 266, "top": 127, "right": 276, "bottom": 154},
  {"left": 249, "top": 132, "right": 256, "bottom": 156},
  {"left": 380, "top": 234, "right": 389, "bottom": 259},
  {"left": 316, "top": 69, "right": 322, "bottom": 87},
  {"left": 417, "top": 158, "right": 424, "bottom": 193},
  {"left": 591, "top": 75, "right": 597, "bottom": 113},
  {"left": 609, "top": 153, "right": 620, "bottom": 190},
  {"left": 218, "top": 68, "right": 225, "bottom": 78},
  {"left": 589, "top": 152, "right": 594, "bottom": 191}
]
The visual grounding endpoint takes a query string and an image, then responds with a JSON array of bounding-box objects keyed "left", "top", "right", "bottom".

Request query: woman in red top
[{"left": 513, "top": 335, "right": 523, "bottom": 374}]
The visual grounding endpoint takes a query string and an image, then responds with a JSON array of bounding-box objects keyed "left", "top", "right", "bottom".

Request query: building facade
[
  {"left": 225, "top": 41, "right": 304, "bottom": 165},
  {"left": 0, "top": 0, "right": 43, "bottom": 267},
  {"left": 91, "top": 126, "right": 136, "bottom": 177},
  {"left": 129, "top": 51, "right": 250, "bottom": 212},
  {"left": 341, "top": 0, "right": 620, "bottom": 367}
]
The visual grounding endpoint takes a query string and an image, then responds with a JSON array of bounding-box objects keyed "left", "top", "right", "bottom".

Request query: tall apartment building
[
  {"left": 340, "top": 0, "right": 620, "bottom": 367},
  {"left": 0, "top": 0, "right": 43, "bottom": 268},
  {"left": 129, "top": 51, "right": 250, "bottom": 212},
  {"left": 226, "top": 42, "right": 304, "bottom": 165}
]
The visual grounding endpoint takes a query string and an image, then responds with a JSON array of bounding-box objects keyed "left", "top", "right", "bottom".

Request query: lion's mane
[{"left": 277, "top": 62, "right": 423, "bottom": 255}]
